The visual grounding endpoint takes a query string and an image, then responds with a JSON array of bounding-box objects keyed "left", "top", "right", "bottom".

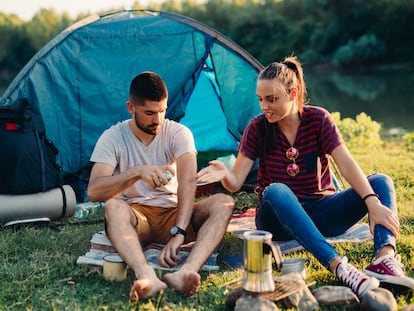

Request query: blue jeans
[{"left": 256, "top": 173, "right": 397, "bottom": 268}]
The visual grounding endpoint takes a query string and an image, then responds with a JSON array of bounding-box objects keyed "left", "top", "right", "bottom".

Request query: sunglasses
[{"left": 286, "top": 147, "right": 299, "bottom": 176}]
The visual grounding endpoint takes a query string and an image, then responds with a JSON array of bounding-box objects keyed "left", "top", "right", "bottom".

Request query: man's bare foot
[
  {"left": 129, "top": 277, "right": 167, "bottom": 301},
  {"left": 164, "top": 270, "right": 201, "bottom": 296}
]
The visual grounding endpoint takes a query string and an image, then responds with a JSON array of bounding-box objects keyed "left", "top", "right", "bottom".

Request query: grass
[{"left": 0, "top": 138, "right": 413, "bottom": 310}]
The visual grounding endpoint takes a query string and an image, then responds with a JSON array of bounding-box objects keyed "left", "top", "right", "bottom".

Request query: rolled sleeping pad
[{"left": 0, "top": 185, "right": 76, "bottom": 225}]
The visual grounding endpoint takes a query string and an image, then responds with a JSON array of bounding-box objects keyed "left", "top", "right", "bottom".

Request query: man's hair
[{"left": 129, "top": 71, "right": 168, "bottom": 105}]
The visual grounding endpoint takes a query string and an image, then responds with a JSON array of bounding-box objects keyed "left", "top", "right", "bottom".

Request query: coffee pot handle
[{"left": 263, "top": 241, "right": 283, "bottom": 269}]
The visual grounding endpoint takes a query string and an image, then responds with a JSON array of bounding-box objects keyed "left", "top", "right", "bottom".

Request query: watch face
[
  {"left": 170, "top": 225, "right": 186, "bottom": 236},
  {"left": 170, "top": 226, "right": 178, "bottom": 235}
]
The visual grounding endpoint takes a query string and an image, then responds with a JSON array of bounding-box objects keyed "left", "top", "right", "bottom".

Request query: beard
[{"left": 134, "top": 112, "right": 159, "bottom": 136}]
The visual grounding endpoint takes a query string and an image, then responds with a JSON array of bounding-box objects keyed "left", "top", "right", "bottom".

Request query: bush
[
  {"left": 403, "top": 132, "right": 414, "bottom": 151},
  {"left": 332, "top": 112, "right": 383, "bottom": 152},
  {"left": 332, "top": 34, "right": 386, "bottom": 66}
]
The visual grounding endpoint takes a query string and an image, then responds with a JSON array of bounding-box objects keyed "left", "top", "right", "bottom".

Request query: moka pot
[{"left": 241, "top": 230, "right": 283, "bottom": 293}]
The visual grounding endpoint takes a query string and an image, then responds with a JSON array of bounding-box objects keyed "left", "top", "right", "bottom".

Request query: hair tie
[
  {"left": 362, "top": 193, "right": 380, "bottom": 202},
  {"left": 282, "top": 60, "right": 298, "bottom": 76}
]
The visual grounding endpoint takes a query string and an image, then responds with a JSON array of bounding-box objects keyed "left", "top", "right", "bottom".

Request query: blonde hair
[{"left": 258, "top": 55, "right": 308, "bottom": 113}]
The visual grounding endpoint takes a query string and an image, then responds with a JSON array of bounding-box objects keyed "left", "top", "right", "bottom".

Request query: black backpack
[{"left": 0, "top": 98, "right": 62, "bottom": 194}]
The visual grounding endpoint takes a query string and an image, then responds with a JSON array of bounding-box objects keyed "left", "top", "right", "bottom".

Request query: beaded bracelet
[{"left": 362, "top": 193, "right": 380, "bottom": 202}]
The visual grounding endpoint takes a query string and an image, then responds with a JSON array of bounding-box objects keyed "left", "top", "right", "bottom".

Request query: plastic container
[
  {"left": 163, "top": 171, "right": 172, "bottom": 181},
  {"left": 74, "top": 201, "right": 104, "bottom": 218}
]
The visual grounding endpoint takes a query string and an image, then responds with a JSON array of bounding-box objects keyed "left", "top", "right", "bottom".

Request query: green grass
[{"left": 0, "top": 138, "right": 413, "bottom": 310}]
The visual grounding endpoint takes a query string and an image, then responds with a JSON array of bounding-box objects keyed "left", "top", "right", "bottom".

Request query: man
[{"left": 87, "top": 72, "right": 234, "bottom": 301}]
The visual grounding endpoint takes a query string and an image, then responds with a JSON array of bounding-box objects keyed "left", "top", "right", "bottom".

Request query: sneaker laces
[
  {"left": 382, "top": 254, "right": 404, "bottom": 275},
  {"left": 335, "top": 257, "right": 369, "bottom": 294}
]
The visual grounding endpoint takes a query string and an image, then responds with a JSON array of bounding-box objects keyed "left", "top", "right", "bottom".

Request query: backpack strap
[{"left": 34, "top": 129, "right": 47, "bottom": 192}]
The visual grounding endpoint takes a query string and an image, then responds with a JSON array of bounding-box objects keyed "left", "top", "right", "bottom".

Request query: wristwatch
[{"left": 170, "top": 225, "right": 187, "bottom": 237}]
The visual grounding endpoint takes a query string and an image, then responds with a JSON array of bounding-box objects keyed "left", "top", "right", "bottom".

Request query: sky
[{"left": 1, "top": 0, "right": 142, "bottom": 20}]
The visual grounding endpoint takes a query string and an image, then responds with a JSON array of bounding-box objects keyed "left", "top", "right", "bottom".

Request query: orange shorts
[{"left": 130, "top": 203, "right": 197, "bottom": 246}]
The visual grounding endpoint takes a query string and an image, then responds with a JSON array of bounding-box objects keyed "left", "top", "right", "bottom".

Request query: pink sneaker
[
  {"left": 364, "top": 254, "right": 414, "bottom": 289},
  {"left": 335, "top": 257, "right": 379, "bottom": 297}
]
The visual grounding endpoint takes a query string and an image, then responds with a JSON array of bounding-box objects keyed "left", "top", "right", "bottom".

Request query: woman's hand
[
  {"left": 368, "top": 202, "right": 400, "bottom": 238},
  {"left": 196, "top": 160, "right": 228, "bottom": 184}
]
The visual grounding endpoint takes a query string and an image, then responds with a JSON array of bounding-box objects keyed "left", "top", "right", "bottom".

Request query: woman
[{"left": 196, "top": 56, "right": 413, "bottom": 297}]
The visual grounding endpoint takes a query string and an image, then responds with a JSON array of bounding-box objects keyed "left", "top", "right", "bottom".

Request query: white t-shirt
[{"left": 90, "top": 119, "right": 196, "bottom": 207}]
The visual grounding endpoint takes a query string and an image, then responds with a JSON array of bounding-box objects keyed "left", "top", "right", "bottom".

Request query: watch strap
[{"left": 171, "top": 225, "right": 187, "bottom": 237}]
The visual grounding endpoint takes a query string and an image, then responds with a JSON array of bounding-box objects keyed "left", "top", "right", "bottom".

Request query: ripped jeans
[{"left": 255, "top": 173, "right": 397, "bottom": 268}]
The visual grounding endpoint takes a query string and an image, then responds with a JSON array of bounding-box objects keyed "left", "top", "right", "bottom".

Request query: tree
[
  {"left": 24, "top": 9, "right": 72, "bottom": 51},
  {"left": 0, "top": 13, "right": 36, "bottom": 83}
]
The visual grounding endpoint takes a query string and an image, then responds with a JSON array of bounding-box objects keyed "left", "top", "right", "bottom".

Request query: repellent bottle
[{"left": 74, "top": 201, "right": 104, "bottom": 218}]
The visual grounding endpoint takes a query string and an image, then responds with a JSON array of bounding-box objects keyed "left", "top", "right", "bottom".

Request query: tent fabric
[
  {"left": 0, "top": 10, "right": 263, "bottom": 177},
  {"left": 180, "top": 63, "right": 239, "bottom": 151}
]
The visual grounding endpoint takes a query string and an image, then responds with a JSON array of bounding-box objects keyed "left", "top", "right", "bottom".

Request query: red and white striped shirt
[{"left": 239, "top": 106, "right": 344, "bottom": 201}]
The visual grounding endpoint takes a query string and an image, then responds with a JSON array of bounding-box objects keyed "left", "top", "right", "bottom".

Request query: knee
[
  {"left": 260, "top": 183, "right": 297, "bottom": 213},
  {"left": 368, "top": 173, "right": 395, "bottom": 192},
  {"left": 104, "top": 198, "right": 116, "bottom": 214},
  {"left": 217, "top": 192, "right": 235, "bottom": 209},
  {"left": 368, "top": 173, "right": 397, "bottom": 212},
  {"left": 104, "top": 198, "right": 128, "bottom": 220},
  {"left": 210, "top": 193, "right": 235, "bottom": 214},
  {"left": 262, "top": 182, "right": 292, "bottom": 202}
]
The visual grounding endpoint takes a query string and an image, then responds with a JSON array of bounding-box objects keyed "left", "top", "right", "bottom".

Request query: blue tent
[{"left": 0, "top": 10, "right": 262, "bottom": 177}]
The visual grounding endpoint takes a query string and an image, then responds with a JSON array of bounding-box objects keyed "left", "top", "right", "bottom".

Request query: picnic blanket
[
  {"left": 228, "top": 208, "right": 372, "bottom": 254},
  {"left": 76, "top": 231, "right": 220, "bottom": 271},
  {"left": 77, "top": 208, "right": 372, "bottom": 270}
]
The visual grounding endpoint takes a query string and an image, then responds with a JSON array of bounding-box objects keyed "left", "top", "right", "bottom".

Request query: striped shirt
[{"left": 239, "top": 106, "right": 344, "bottom": 201}]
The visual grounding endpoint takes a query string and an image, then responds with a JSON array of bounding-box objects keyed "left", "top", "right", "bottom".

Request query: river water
[{"left": 306, "top": 67, "right": 414, "bottom": 133}]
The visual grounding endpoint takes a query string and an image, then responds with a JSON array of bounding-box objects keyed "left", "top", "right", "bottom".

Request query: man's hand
[
  {"left": 139, "top": 165, "right": 175, "bottom": 188},
  {"left": 158, "top": 235, "right": 185, "bottom": 268}
]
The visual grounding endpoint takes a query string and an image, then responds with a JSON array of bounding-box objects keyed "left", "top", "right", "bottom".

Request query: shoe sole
[
  {"left": 359, "top": 277, "right": 380, "bottom": 297},
  {"left": 363, "top": 270, "right": 414, "bottom": 290}
]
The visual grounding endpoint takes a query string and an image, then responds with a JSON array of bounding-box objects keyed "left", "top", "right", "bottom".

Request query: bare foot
[
  {"left": 129, "top": 276, "right": 167, "bottom": 302},
  {"left": 164, "top": 270, "right": 201, "bottom": 296}
]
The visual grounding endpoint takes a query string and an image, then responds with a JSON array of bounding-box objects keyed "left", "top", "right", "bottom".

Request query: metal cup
[
  {"left": 281, "top": 257, "right": 309, "bottom": 280},
  {"left": 241, "top": 230, "right": 282, "bottom": 293}
]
